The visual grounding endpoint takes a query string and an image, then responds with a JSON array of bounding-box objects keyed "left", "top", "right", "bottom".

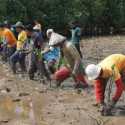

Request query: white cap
[
  {"left": 49, "top": 32, "right": 66, "bottom": 46},
  {"left": 85, "top": 64, "right": 101, "bottom": 80},
  {"left": 46, "top": 29, "right": 54, "bottom": 37}
]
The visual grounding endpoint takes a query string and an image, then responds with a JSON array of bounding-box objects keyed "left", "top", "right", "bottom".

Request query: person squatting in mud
[
  {"left": 46, "top": 29, "right": 89, "bottom": 88},
  {"left": 85, "top": 54, "right": 125, "bottom": 115}
]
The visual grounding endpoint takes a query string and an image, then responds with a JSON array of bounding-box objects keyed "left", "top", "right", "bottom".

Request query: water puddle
[{"left": 0, "top": 95, "right": 38, "bottom": 125}]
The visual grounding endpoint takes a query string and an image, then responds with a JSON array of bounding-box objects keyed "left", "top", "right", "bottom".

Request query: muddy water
[
  {"left": 0, "top": 64, "right": 45, "bottom": 125},
  {"left": 0, "top": 36, "right": 125, "bottom": 125},
  {"left": 0, "top": 63, "right": 103, "bottom": 125}
]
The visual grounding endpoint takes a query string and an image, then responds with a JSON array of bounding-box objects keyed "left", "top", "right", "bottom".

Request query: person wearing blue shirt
[{"left": 42, "top": 47, "right": 60, "bottom": 74}]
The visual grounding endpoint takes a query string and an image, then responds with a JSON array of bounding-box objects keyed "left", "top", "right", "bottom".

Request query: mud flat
[{"left": 0, "top": 36, "right": 125, "bottom": 125}]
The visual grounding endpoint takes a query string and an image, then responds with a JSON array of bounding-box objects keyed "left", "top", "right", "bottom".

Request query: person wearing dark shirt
[{"left": 24, "top": 24, "right": 45, "bottom": 80}]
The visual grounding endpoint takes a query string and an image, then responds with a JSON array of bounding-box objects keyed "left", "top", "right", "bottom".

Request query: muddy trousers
[
  {"left": 38, "top": 59, "right": 51, "bottom": 80},
  {"left": 26, "top": 52, "right": 50, "bottom": 80},
  {"left": 10, "top": 51, "right": 26, "bottom": 73},
  {"left": 2, "top": 45, "right": 16, "bottom": 62},
  {"left": 26, "top": 52, "right": 37, "bottom": 79}
]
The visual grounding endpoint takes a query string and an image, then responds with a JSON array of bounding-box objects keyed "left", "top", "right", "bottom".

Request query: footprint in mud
[{"left": 18, "top": 92, "right": 30, "bottom": 97}]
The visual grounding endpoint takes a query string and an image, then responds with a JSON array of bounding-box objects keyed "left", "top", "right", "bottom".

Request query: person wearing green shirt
[{"left": 70, "top": 21, "right": 82, "bottom": 58}]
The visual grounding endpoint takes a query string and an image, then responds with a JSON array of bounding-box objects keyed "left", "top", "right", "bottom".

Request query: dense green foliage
[{"left": 0, "top": 0, "right": 125, "bottom": 34}]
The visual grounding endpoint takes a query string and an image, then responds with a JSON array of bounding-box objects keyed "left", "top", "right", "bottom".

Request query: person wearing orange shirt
[
  {"left": 0, "top": 23, "right": 17, "bottom": 61},
  {"left": 85, "top": 54, "right": 125, "bottom": 115}
]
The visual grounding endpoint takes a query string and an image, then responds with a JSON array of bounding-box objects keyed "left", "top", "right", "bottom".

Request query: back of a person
[
  {"left": 32, "top": 31, "right": 43, "bottom": 49},
  {"left": 98, "top": 54, "right": 125, "bottom": 80},
  {"left": 3, "top": 28, "right": 16, "bottom": 47},
  {"left": 63, "top": 42, "right": 81, "bottom": 69},
  {"left": 71, "top": 27, "right": 81, "bottom": 44},
  {"left": 99, "top": 54, "right": 125, "bottom": 70},
  {"left": 43, "top": 47, "right": 60, "bottom": 62}
]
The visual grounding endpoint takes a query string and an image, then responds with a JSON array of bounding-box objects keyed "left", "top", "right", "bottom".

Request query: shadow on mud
[{"left": 112, "top": 105, "right": 125, "bottom": 116}]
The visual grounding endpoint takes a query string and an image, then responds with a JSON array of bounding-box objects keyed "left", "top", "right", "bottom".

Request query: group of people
[
  {"left": 0, "top": 20, "right": 125, "bottom": 116},
  {"left": 0, "top": 21, "right": 44, "bottom": 79}
]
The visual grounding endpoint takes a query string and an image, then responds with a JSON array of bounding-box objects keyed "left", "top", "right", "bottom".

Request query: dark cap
[{"left": 25, "top": 24, "right": 34, "bottom": 32}]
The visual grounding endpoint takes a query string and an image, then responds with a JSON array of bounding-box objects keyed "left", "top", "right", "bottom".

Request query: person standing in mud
[
  {"left": 24, "top": 24, "right": 47, "bottom": 80},
  {"left": 10, "top": 21, "right": 27, "bottom": 74},
  {"left": 70, "top": 21, "right": 82, "bottom": 58},
  {"left": 47, "top": 29, "right": 88, "bottom": 88},
  {"left": 85, "top": 54, "right": 125, "bottom": 115}
]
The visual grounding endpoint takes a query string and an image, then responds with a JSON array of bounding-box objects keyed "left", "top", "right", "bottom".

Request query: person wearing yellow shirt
[
  {"left": 10, "top": 22, "right": 27, "bottom": 74},
  {"left": 85, "top": 54, "right": 125, "bottom": 115}
]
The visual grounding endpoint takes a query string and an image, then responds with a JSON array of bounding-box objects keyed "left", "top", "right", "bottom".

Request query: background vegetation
[{"left": 0, "top": 0, "right": 125, "bottom": 35}]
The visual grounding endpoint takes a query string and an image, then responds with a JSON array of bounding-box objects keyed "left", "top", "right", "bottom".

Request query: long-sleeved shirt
[{"left": 95, "top": 54, "right": 125, "bottom": 103}]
